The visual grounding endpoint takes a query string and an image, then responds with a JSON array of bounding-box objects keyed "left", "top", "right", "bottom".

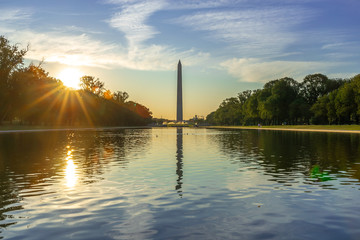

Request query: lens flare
[{"left": 58, "top": 68, "right": 83, "bottom": 89}]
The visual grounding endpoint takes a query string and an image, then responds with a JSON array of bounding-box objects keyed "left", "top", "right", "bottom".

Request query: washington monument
[{"left": 177, "top": 60, "right": 183, "bottom": 122}]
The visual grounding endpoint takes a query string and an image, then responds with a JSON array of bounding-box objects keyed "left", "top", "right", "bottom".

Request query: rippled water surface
[{"left": 1, "top": 128, "right": 360, "bottom": 239}]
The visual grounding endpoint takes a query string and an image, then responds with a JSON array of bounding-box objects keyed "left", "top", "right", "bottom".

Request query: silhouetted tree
[
  {"left": 80, "top": 76, "right": 105, "bottom": 96},
  {"left": 0, "top": 36, "right": 153, "bottom": 127},
  {"left": 126, "top": 101, "right": 152, "bottom": 122},
  {"left": 113, "top": 91, "right": 129, "bottom": 103},
  {"left": 0, "top": 36, "right": 28, "bottom": 122}
]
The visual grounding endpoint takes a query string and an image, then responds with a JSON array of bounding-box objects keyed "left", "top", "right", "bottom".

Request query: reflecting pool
[{"left": 0, "top": 128, "right": 360, "bottom": 239}]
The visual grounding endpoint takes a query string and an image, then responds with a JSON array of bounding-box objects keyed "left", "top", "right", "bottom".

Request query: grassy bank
[
  {"left": 205, "top": 125, "right": 360, "bottom": 133},
  {"left": 261, "top": 125, "right": 360, "bottom": 131}
]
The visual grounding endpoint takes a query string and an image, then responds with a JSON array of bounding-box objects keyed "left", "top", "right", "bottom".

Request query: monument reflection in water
[{"left": 175, "top": 128, "right": 183, "bottom": 196}]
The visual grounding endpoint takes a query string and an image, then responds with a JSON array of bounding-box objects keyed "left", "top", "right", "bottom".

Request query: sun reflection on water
[{"left": 65, "top": 146, "right": 78, "bottom": 188}]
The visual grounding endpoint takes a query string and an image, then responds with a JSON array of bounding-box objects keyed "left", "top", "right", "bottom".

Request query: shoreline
[
  {"left": 2, "top": 125, "right": 360, "bottom": 134},
  {"left": 204, "top": 126, "right": 360, "bottom": 134},
  {"left": 0, "top": 126, "right": 152, "bottom": 134}
]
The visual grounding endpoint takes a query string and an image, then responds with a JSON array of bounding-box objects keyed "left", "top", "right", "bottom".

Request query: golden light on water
[
  {"left": 65, "top": 147, "right": 78, "bottom": 188},
  {"left": 57, "top": 68, "right": 83, "bottom": 89}
]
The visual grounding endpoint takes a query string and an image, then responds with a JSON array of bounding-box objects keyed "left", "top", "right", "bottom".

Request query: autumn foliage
[{"left": 0, "top": 36, "right": 152, "bottom": 126}]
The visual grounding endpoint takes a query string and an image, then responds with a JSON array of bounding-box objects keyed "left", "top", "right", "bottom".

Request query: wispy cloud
[
  {"left": 105, "top": 0, "right": 233, "bottom": 10},
  {"left": 321, "top": 42, "right": 348, "bottom": 50},
  {"left": 124, "top": 45, "right": 210, "bottom": 70},
  {"left": 0, "top": 6, "right": 209, "bottom": 71},
  {"left": 51, "top": 25, "right": 104, "bottom": 35},
  {"left": 13, "top": 31, "right": 121, "bottom": 68},
  {"left": 174, "top": 6, "right": 314, "bottom": 56},
  {"left": 107, "top": 0, "right": 166, "bottom": 46},
  {"left": 106, "top": 0, "right": 316, "bottom": 73},
  {"left": 2, "top": 26, "right": 208, "bottom": 71},
  {"left": 0, "top": 8, "right": 33, "bottom": 21},
  {"left": 166, "top": 0, "right": 235, "bottom": 10},
  {"left": 5, "top": 1, "right": 352, "bottom": 80},
  {"left": 321, "top": 41, "right": 360, "bottom": 55},
  {"left": 221, "top": 58, "right": 341, "bottom": 82},
  {"left": 327, "top": 72, "right": 359, "bottom": 80}
]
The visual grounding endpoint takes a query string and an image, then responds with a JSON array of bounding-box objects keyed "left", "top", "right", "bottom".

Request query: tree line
[
  {"left": 0, "top": 36, "right": 152, "bottom": 126},
  {"left": 206, "top": 73, "right": 360, "bottom": 125}
]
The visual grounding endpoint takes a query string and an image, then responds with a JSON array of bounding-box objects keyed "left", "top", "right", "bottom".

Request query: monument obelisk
[{"left": 177, "top": 60, "right": 183, "bottom": 122}]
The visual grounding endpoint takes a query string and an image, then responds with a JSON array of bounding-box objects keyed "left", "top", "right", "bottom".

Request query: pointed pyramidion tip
[{"left": 178, "top": 59, "right": 181, "bottom": 64}]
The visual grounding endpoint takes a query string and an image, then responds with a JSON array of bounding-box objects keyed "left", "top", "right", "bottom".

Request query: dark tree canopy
[
  {"left": 113, "top": 91, "right": 129, "bottom": 103},
  {"left": 80, "top": 75, "right": 105, "bottom": 95},
  {"left": 207, "top": 74, "right": 358, "bottom": 126},
  {"left": 0, "top": 36, "right": 27, "bottom": 86},
  {"left": 0, "top": 36, "right": 28, "bottom": 121},
  {"left": 0, "top": 36, "right": 152, "bottom": 126},
  {"left": 300, "top": 73, "right": 346, "bottom": 106}
]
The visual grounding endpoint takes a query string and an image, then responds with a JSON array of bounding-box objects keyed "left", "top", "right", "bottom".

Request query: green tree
[
  {"left": 208, "top": 73, "right": 359, "bottom": 127},
  {"left": 206, "top": 111, "right": 216, "bottom": 125},
  {"left": 352, "top": 74, "right": 360, "bottom": 118},
  {"left": 335, "top": 82, "right": 357, "bottom": 124},
  {"left": 300, "top": 73, "right": 345, "bottom": 106},
  {"left": 311, "top": 95, "right": 329, "bottom": 124},
  {"left": 244, "top": 90, "right": 260, "bottom": 125},
  {"left": 327, "top": 91, "right": 338, "bottom": 124},
  {"left": 238, "top": 90, "right": 252, "bottom": 104},
  {"left": 257, "top": 88, "right": 272, "bottom": 124},
  {"left": 259, "top": 77, "right": 299, "bottom": 124},
  {"left": 214, "top": 97, "right": 243, "bottom": 125},
  {"left": 0, "top": 36, "right": 28, "bottom": 122},
  {"left": 289, "top": 97, "right": 310, "bottom": 124},
  {"left": 301, "top": 74, "right": 329, "bottom": 105}
]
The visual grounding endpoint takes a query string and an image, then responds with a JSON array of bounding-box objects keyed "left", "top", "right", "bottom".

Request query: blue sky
[{"left": 1, "top": 0, "right": 359, "bottom": 119}]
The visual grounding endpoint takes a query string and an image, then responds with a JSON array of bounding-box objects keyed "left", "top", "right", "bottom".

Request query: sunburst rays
[{"left": 22, "top": 83, "right": 94, "bottom": 127}]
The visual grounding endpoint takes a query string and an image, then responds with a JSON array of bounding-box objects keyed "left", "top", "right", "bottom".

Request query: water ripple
[{"left": 0, "top": 128, "right": 360, "bottom": 239}]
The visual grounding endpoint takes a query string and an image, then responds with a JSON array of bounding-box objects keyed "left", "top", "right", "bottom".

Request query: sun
[{"left": 58, "top": 68, "right": 83, "bottom": 89}]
